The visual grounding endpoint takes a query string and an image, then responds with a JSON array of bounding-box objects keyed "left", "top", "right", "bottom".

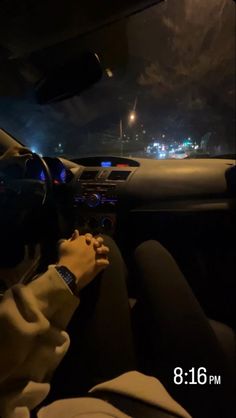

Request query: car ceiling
[{"left": 0, "top": 0, "right": 163, "bottom": 95}]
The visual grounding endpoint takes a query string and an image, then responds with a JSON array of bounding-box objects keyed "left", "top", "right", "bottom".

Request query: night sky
[{"left": 0, "top": 0, "right": 235, "bottom": 157}]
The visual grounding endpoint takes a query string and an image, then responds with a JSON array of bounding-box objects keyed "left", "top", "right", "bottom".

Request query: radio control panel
[
  {"left": 74, "top": 182, "right": 118, "bottom": 234},
  {"left": 74, "top": 183, "right": 118, "bottom": 208}
]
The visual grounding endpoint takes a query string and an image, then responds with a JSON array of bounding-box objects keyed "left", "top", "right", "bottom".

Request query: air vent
[
  {"left": 108, "top": 170, "right": 131, "bottom": 181},
  {"left": 80, "top": 170, "right": 98, "bottom": 180}
]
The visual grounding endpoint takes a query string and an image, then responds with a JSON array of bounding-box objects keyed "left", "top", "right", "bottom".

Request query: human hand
[
  {"left": 0, "top": 145, "right": 32, "bottom": 160},
  {"left": 57, "top": 230, "right": 110, "bottom": 291}
]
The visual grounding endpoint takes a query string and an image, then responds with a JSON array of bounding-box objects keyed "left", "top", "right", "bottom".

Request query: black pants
[
  {"left": 133, "top": 241, "right": 235, "bottom": 418},
  {"left": 48, "top": 238, "right": 235, "bottom": 418}
]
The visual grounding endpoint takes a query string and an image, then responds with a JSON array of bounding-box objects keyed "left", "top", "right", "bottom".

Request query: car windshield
[{"left": 0, "top": 0, "right": 235, "bottom": 160}]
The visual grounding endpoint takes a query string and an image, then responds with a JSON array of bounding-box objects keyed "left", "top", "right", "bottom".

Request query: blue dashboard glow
[
  {"left": 60, "top": 168, "right": 67, "bottom": 183},
  {"left": 101, "top": 161, "right": 112, "bottom": 167},
  {"left": 40, "top": 170, "right": 46, "bottom": 181}
]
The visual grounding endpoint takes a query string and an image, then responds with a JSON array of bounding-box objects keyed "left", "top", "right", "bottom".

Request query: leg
[
  {"left": 48, "top": 236, "right": 136, "bottom": 401},
  {"left": 134, "top": 240, "right": 234, "bottom": 418}
]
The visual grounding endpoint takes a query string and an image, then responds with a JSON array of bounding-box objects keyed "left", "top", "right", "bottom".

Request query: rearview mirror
[{"left": 35, "top": 51, "right": 103, "bottom": 104}]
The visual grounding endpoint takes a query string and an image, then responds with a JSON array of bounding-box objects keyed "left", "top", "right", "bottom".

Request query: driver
[{"left": 0, "top": 147, "right": 193, "bottom": 418}]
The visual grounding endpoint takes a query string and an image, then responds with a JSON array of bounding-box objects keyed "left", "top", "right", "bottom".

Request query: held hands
[{"left": 57, "top": 230, "right": 110, "bottom": 291}]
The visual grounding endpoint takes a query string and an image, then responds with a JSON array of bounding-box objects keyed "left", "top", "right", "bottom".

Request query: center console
[
  {"left": 73, "top": 167, "right": 133, "bottom": 234},
  {"left": 72, "top": 156, "right": 139, "bottom": 235},
  {"left": 74, "top": 182, "right": 118, "bottom": 233}
]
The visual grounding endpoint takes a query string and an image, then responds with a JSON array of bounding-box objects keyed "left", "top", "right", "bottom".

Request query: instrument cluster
[{"left": 26, "top": 157, "right": 73, "bottom": 185}]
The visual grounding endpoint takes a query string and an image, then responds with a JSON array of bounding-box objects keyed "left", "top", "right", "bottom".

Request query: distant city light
[
  {"left": 183, "top": 140, "right": 191, "bottom": 146},
  {"left": 162, "top": 134, "right": 166, "bottom": 138},
  {"left": 129, "top": 111, "right": 136, "bottom": 122},
  {"left": 40, "top": 170, "right": 46, "bottom": 181},
  {"left": 58, "top": 143, "right": 62, "bottom": 148}
]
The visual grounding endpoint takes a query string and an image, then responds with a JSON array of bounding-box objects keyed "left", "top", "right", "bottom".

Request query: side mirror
[{"left": 35, "top": 51, "right": 103, "bottom": 104}]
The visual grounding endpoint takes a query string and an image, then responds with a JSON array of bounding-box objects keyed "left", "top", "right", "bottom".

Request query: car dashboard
[
  {"left": 51, "top": 155, "right": 236, "bottom": 237},
  {"left": 22, "top": 153, "right": 236, "bottom": 236}
]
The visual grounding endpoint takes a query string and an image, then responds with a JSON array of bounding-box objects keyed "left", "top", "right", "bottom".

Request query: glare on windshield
[{"left": 0, "top": 0, "right": 235, "bottom": 160}]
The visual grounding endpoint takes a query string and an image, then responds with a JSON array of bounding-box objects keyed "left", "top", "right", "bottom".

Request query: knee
[{"left": 134, "top": 240, "right": 166, "bottom": 260}]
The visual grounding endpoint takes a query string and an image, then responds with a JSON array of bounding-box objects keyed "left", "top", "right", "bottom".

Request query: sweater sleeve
[
  {"left": 0, "top": 267, "right": 80, "bottom": 417},
  {"left": 90, "top": 372, "right": 192, "bottom": 418}
]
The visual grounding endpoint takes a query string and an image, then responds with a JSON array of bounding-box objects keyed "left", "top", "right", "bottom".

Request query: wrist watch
[{"left": 55, "top": 265, "right": 80, "bottom": 297}]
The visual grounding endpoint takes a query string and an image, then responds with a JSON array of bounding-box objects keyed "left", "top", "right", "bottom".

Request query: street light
[
  {"left": 129, "top": 111, "right": 136, "bottom": 123},
  {"left": 119, "top": 107, "right": 137, "bottom": 156}
]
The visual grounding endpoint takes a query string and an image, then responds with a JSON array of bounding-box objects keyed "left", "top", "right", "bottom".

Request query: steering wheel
[
  {"left": 0, "top": 152, "right": 53, "bottom": 267},
  {"left": 25, "top": 153, "right": 53, "bottom": 206},
  {"left": 1, "top": 152, "right": 53, "bottom": 208}
]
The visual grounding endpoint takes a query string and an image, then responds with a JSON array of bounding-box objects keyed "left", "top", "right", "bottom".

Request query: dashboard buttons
[
  {"left": 75, "top": 183, "right": 118, "bottom": 207},
  {"left": 101, "top": 217, "right": 114, "bottom": 230},
  {"left": 85, "top": 193, "right": 101, "bottom": 208}
]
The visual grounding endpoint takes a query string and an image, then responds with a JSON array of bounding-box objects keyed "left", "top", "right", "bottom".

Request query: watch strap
[{"left": 55, "top": 265, "right": 80, "bottom": 298}]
